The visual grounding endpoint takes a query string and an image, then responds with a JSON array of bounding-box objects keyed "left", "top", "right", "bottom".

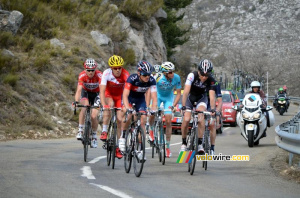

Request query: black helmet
[{"left": 198, "top": 59, "right": 213, "bottom": 74}]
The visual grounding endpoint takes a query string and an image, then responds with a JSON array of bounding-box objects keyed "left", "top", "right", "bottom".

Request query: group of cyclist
[{"left": 74, "top": 55, "right": 222, "bottom": 161}]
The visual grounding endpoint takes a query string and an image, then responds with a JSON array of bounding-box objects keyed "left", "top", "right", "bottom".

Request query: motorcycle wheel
[
  {"left": 248, "top": 130, "right": 254, "bottom": 147},
  {"left": 279, "top": 108, "right": 285, "bottom": 115}
]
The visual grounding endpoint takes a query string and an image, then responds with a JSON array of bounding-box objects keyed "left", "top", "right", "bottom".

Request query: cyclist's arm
[
  {"left": 182, "top": 84, "right": 191, "bottom": 107},
  {"left": 216, "top": 97, "right": 222, "bottom": 112},
  {"left": 149, "top": 84, "right": 157, "bottom": 111},
  {"left": 123, "top": 83, "right": 131, "bottom": 110},
  {"left": 173, "top": 88, "right": 181, "bottom": 107},
  {"left": 75, "top": 84, "right": 83, "bottom": 102},
  {"left": 209, "top": 89, "right": 216, "bottom": 110},
  {"left": 145, "top": 88, "right": 151, "bottom": 108},
  {"left": 100, "top": 85, "right": 107, "bottom": 106}
]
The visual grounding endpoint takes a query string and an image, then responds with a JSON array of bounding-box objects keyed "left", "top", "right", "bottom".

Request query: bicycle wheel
[
  {"left": 133, "top": 127, "right": 145, "bottom": 177},
  {"left": 106, "top": 122, "right": 112, "bottom": 166},
  {"left": 203, "top": 130, "right": 209, "bottom": 171},
  {"left": 124, "top": 129, "right": 132, "bottom": 173},
  {"left": 187, "top": 132, "right": 192, "bottom": 172},
  {"left": 111, "top": 121, "right": 117, "bottom": 169},
  {"left": 190, "top": 127, "right": 198, "bottom": 175},
  {"left": 160, "top": 123, "right": 166, "bottom": 165},
  {"left": 83, "top": 121, "right": 91, "bottom": 162},
  {"left": 156, "top": 121, "right": 162, "bottom": 162},
  {"left": 152, "top": 121, "right": 157, "bottom": 158}
]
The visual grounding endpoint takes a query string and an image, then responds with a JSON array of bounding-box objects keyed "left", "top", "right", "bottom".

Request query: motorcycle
[
  {"left": 275, "top": 94, "right": 288, "bottom": 115},
  {"left": 233, "top": 93, "right": 275, "bottom": 147}
]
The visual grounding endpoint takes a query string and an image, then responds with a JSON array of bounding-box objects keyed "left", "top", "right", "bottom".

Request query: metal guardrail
[{"left": 274, "top": 96, "right": 300, "bottom": 166}]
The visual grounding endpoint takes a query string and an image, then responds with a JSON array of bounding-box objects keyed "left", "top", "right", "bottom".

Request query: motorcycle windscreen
[{"left": 243, "top": 93, "right": 262, "bottom": 107}]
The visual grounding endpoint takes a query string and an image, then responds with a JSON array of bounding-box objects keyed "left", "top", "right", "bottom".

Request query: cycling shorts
[
  {"left": 158, "top": 97, "right": 173, "bottom": 115},
  {"left": 186, "top": 93, "right": 208, "bottom": 110},
  {"left": 81, "top": 89, "right": 100, "bottom": 106},
  {"left": 128, "top": 96, "right": 147, "bottom": 113},
  {"left": 105, "top": 93, "right": 122, "bottom": 108}
]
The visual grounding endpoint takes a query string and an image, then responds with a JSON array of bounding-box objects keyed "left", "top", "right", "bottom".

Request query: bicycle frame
[
  {"left": 74, "top": 104, "right": 99, "bottom": 162},
  {"left": 123, "top": 107, "right": 146, "bottom": 177}
]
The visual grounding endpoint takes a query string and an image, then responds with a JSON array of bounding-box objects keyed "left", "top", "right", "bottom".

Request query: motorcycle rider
[
  {"left": 274, "top": 87, "right": 289, "bottom": 112},
  {"left": 249, "top": 81, "right": 268, "bottom": 136}
]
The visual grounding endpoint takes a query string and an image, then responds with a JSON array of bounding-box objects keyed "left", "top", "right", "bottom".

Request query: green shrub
[
  {"left": 0, "top": 31, "right": 16, "bottom": 48},
  {"left": 121, "top": 48, "right": 136, "bottom": 67},
  {"left": 121, "top": 0, "right": 163, "bottom": 20},
  {"left": 3, "top": 73, "right": 19, "bottom": 87},
  {"left": 34, "top": 55, "right": 51, "bottom": 73}
]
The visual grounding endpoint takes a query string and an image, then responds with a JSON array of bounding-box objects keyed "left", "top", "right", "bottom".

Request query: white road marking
[
  {"left": 81, "top": 166, "right": 95, "bottom": 179},
  {"left": 90, "top": 183, "right": 132, "bottom": 198},
  {"left": 89, "top": 156, "right": 106, "bottom": 164}
]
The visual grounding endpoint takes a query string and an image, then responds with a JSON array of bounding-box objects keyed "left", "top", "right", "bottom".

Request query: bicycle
[
  {"left": 185, "top": 105, "right": 212, "bottom": 175},
  {"left": 123, "top": 104, "right": 146, "bottom": 177},
  {"left": 102, "top": 107, "right": 120, "bottom": 169},
  {"left": 74, "top": 103, "right": 99, "bottom": 162},
  {"left": 201, "top": 112, "right": 215, "bottom": 171},
  {"left": 150, "top": 108, "right": 166, "bottom": 165}
]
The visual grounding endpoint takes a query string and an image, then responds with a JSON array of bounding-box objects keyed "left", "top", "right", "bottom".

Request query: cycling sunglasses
[
  {"left": 200, "top": 72, "right": 210, "bottom": 77},
  {"left": 141, "top": 72, "right": 151, "bottom": 76},
  {"left": 86, "top": 69, "right": 95, "bottom": 72},
  {"left": 112, "top": 67, "right": 122, "bottom": 71}
]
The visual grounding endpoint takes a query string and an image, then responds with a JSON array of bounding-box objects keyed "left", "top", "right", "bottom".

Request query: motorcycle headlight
[
  {"left": 253, "top": 112, "right": 261, "bottom": 119},
  {"left": 224, "top": 109, "right": 234, "bottom": 113},
  {"left": 242, "top": 113, "right": 249, "bottom": 119}
]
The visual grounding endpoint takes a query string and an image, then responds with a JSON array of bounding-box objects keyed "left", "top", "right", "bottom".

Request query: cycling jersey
[
  {"left": 101, "top": 68, "right": 129, "bottom": 107},
  {"left": 207, "top": 81, "right": 222, "bottom": 110},
  {"left": 155, "top": 73, "right": 181, "bottom": 114},
  {"left": 185, "top": 71, "right": 216, "bottom": 109},
  {"left": 78, "top": 70, "right": 102, "bottom": 92},
  {"left": 124, "top": 74, "right": 156, "bottom": 111}
]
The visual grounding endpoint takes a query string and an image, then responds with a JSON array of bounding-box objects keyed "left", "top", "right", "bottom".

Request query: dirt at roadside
[{"left": 271, "top": 149, "right": 300, "bottom": 184}]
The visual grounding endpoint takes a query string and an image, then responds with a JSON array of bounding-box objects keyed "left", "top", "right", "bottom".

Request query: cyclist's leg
[
  {"left": 100, "top": 96, "right": 113, "bottom": 141},
  {"left": 207, "top": 104, "right": 216, "bottom": 153},
  {"left": 77, "top": 90, "right": 89, "bottom": 140},
  {"left": 196, "top": 96, "right": 208, "bottom": 153},
  {"left": 163, "top": 98, "right": 173, "bottom": 156},
  {"left": 181, "top": 97, "right": 192, "bottom": 151}
]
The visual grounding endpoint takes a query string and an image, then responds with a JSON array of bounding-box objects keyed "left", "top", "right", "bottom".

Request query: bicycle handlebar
[{"left": 73, "top": 103, "right": 100, "bottom": 115}]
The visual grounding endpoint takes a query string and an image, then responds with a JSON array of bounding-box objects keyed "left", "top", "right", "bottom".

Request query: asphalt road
[{"left": 0, "top": 105, "right": 299, "bottom": 198}]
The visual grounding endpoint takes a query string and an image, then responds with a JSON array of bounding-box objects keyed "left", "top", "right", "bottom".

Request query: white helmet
[
  {"left": 153, "top": 65, "right": 161, "bottom": 73},
  {"left": 250, "top": 81, "right": 261, "bottom": 88},
  {"left": 161, "top": 61, "right": 175, "bottom": 72}
]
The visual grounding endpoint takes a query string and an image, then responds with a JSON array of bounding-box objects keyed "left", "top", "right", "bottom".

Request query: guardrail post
[{"left": 289, "top": 153, "right": 294, "bottom": 166}]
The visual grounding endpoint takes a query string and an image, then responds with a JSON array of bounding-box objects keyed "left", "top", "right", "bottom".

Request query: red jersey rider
[{"left": 75, "top": 58, "right": 102, "bottom": 148}]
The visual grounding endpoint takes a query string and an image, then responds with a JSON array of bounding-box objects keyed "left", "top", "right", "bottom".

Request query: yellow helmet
[{"left": 108, "top": 55, "right": 124, "bottom": 67}]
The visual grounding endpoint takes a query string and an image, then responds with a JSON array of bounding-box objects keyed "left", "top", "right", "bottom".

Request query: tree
[{"left": 159, "top": 0, "right": 193, "bottom": 58}]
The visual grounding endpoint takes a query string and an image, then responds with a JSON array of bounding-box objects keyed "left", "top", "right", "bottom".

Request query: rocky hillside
[
  {"left": 0, "top": 0, "right": 167, "bottom": 140},
  {"left": 178, "top": 0, "right": 300, "bottom": 95}
]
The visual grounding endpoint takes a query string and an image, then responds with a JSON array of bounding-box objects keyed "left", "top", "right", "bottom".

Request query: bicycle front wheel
[
  {"left": 124, "top": 129, "right": 132, "bottom": 173},
  {"left": 133, "top": 127, "right": 145, "bottom": 177},
  {"left": 159, "top": 123, "right": 166, "bottom": 165},
  {"left": 190, "top": 127, "right": 198, "bottom": 175},
  {"left": 203, "top": 130, "right": 209, "bottom": 171},
  {"left": 83, "top": 121, "right": 91, "bottom": 162},
  {"left": 111, "top": 122, "right": 117, "bottom": 169},
  {"left": 106, "top": 123, "right": 112, "bottom": 166}
]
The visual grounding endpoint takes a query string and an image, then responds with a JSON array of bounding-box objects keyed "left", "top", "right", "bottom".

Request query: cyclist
[
  {"left": 153, "top": 64, "right": 161, "bottom": 78},
  {"left": 152, "top": 61, "right": 181, "bottom": 158},
  {"left": 99, "top": 55, "right": 129, "bottom": 159},
  {"left": 74, "top": 58, "right": 102, "bottom": 148},
  {"left": 207, "top": 81, "right": 222, "bottom": 155},
  {"left": 180, "top": 59, "right": 216, "bottom": 154},
  {"left": 122, "top": 61, "right": 158, "bottom": 161}
]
